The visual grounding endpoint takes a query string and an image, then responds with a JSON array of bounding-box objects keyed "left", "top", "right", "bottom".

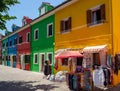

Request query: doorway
[{"left": 40, "top": 53, "right": 45, "bottom": 72}]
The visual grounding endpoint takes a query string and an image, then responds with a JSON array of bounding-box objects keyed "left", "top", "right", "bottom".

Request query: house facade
[
  {"left": 54, "top": 0, "right": 120, "bottom": 86},
  {"left": 17, "top": 16, "right": 32, "bottom": 70},
  {"left": 8, "top": 33, "right": 18, "bottom": 67},
  {"left": 2, "top": 38, "right": 8, "bottom": 66},
  {"left": 30, "top": 3, "right": 54, "bottom": 73}
]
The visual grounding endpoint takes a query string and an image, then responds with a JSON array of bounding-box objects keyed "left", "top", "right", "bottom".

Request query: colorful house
[
  {"left": 2, "top": 37, "right": 8, "bottom": 66},
  {"left": 30, "top": 2, "right": 55, "bottom": 73},
  {"left": 8, "top": 33, "right": 18, "bottom": 67},
  {"left": 0, "top": 34, "right": 4, "bottom": 64},
  {"left": 17, "top": 16, "right": 32, "bottom": 70},
  {"left": 54, "top": 0, "right": 120, "bottom": 86}
]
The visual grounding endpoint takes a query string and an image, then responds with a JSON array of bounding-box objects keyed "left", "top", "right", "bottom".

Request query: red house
[{"left": 16, "top": 16, "right": 32, "bottom": 70}]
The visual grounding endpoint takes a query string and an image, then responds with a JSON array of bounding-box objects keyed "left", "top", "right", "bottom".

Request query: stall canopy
[
  {"left": 83, "top": 45, "right": 107, "bottom": 53},
  {"left": 55, "top": 50, "right": 83, "bottom": 59}
]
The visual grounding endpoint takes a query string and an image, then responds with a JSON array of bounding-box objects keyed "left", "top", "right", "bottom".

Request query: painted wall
[
  {"left": 31, "top": 14, "right": 54, "bottom": 73},
  {"left": 111, "top": 0, "right": 120, "bottom": 86},
  {"left": 8, "top": 34, "right": 17, "bottom": 55},
  {"left": 17, "top": 27, "right": 30, "bottom": 56},
  {"left": 2, "top": 38, "right": 8, "bottom": 65},
  {"left": 17, "top": 27, "right": 31, "bottom": 69},
  {"left": 55, "top": 0, "right": 112, "bottom": 72},
  {"left": 112, "top": 0, "right": 120, "bottom": 54}
]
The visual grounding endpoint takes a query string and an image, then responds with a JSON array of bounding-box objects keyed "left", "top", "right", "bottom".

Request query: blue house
[{"left": 8, "top": 33, "right": 18, "bottom": 67}]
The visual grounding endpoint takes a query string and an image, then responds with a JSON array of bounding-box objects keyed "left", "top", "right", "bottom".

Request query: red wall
[{"left": 17, "top": 27, "right": 31, "bottom": 63}]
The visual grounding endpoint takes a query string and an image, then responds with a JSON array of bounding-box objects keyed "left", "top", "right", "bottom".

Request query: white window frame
[
  {"left": 41, "top": 7, "right": 46, "bottom": 15},
  {"left": 89, "top": 4, "right": 104, "bottom": 26},
  {"left": 47, "top": 52, "right": 53, "bottom": 64},
  {"left": 34, "top": 29, "right": 39, "bottom": 40},
  {"left": 47, "top": 23, "right": 53, "bottom": 37},
  {"left": 26, "top": 32, "right": 30, "bottom": 42},
  {"left": 34, "top": 53, "right": 38, "bottom": 64},
  {"left": 23, "top": 19, "right": 27, "bottom": 26},
  {"left": 39, "top": 53, "right": 45, "bottom": 72}
]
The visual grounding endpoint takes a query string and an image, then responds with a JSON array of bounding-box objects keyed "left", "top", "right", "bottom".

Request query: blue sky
[{"left": 0, "top": 0, "right": 65, "bottom": 35}]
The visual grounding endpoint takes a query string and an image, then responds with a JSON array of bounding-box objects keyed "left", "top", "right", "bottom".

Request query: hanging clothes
[
  {"left": 102, "top": 68, "right": 111, "bottom": 86},
  {"left": 107, "top": 55, "right": 113, "bottom": 69},
  {"left": 93, "top": 67, "right": 105, "bottom": 88},
  {"left": 83, "top": 69, "right": 92, "bottom": 90},
  {"left": 114, "top": 54, "right": 120, "bottom": 75},
  {"left": 83, "top": 53, "right": 93, "bottom": 69}
]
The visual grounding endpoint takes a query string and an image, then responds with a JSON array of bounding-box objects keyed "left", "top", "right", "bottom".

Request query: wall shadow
[{"left": 0, "top": 81, "right": 59, "bottom": 91}]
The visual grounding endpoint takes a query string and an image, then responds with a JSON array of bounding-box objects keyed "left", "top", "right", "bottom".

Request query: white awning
[{"left": 83, "top": 45, "right": 107, "bottom": 53}]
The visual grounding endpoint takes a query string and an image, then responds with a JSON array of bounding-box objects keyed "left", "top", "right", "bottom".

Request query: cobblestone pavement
[
  {"left": 0, "top": 65, "right": 70, "bottom": 91},
  {"left": 1, "top": 65, "right": 120, "bottom": 91}
]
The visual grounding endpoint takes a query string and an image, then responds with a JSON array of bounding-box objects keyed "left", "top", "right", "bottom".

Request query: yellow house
[{"left": 54, "top": 0, "right": 120, "bottom": 86}]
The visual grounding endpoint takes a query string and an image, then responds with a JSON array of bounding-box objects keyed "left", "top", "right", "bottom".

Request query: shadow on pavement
[
  {"left": 0, "top": 81, "right": 59, "bottom": 91},
  {"left": 93, "top": 84, "right": 120, "bottom": 91}
]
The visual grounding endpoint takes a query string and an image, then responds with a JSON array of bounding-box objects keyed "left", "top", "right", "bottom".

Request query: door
[
  {"left": 40, "top": 53, "right": 45, "bottom": 72},
  {"left": 21, "top": 55, "right": 25, "bottom": 70}
]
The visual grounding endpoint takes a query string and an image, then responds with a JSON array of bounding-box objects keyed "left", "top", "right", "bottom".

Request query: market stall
[{"left": 82, "top": 45, "right": 113, "bottom": 90}]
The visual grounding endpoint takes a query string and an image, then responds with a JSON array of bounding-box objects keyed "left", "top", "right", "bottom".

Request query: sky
[{"left": 0, "top": 0, "right": 65, "bottom": 35}]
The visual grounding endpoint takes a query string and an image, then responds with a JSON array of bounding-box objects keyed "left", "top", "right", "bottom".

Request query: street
[
  {"left": 1, "top": 65, "right": 120, "bottom": 91},
  {"left": 0, "top": 65, "right": 69, "bottom": 91}
]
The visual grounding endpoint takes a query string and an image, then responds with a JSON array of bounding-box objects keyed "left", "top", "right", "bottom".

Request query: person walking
[{"left": 43, "top": 60, "right": 52, "bottom": 79}]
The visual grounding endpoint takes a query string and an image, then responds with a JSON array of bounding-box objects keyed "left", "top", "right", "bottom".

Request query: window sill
[
  {"left": 34, "top": 63, "right": 38, "bottom": 64},
  {"left": 88, "top": 20, "right": 107, "bottom": 28},
  {"left": 61, "top": 31, "right": 71, "bottom": 34},
  {"left": 47, "top": 35, "right": 53, "bottom": 38}
]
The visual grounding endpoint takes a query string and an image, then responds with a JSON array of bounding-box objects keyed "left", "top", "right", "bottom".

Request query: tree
[{"left": 0, "top": 0, "right": 20, "bottom": 30}]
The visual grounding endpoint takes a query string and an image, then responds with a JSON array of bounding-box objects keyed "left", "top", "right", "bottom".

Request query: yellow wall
[
  {"left": 111, "top": 0, "right": 120, "bottom": 86},
  {"left": 55, "top": 0, "right": 112, "bottom": 52},
  {"left": 54, "top": 0, "right": 112, "bottom": 73},
  {"left": 112, "top": 0, "right": 120, "bottom": 54}
]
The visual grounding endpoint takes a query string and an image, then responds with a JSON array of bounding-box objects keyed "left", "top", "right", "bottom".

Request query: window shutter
[
  {"left": 68, "top": 17, "right": 72, "bottom": 30},
  {"left": 87, "top": 10, "right": 92, "bottom": 26},
  {"left": 101, "top": 4, "right": 105, "bottom": 21},
  {"left": 60, "top": 20, "right": 64, "bottom": 32}
]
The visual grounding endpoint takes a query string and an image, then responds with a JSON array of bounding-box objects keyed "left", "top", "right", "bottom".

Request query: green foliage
[{"left": 0, "top": 0, "right": 20, "bottom": 30}]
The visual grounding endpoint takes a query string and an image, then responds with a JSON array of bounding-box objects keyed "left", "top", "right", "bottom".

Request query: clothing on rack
[
  {"left": 83, "top": 69, "right": 92, "bottom": 90},
  {"left": 93, "top": 68, "right": 105, "bottom": 88}
]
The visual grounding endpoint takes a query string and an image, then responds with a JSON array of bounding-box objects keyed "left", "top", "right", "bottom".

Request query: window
[
  {"left": 47, "top": 53, "right": 52, "bottom": 64},
  {"left": 77, "top": 57, "right": 83, "bottom": 66},
  {"left": 47, "top": 23, "right": 53, "bottom": 37},
  {"left": 62, "top": 58, "right": 68, "bottom": 66},
  {"left": 19, "top": 36, "right": 23, "bottom": 44},
  {"left": 13, "top": 56, "right": 16, "bottom": 62},
  {"left": 14, "top": 38, "right": 17, "bottom": 45},
  {"left": 60, "top": 17, "right": 71, "bottom": 33},
  {"left": 93, "top": 53, "right": 100, "bottom": 65},
  {"left": 34, "top": 29, "right": 39, "bottom": 40},
  {"left": 25, "top": 55, "right": 30, "bottom": 63},
  {"left": 10, "top": 41, "right": 12, "bottom": 47},
  {"left": 6, "top": 42, "right": 8, "bottom": 47},
  {"left": 26, "top": 32, "right": 30, "bottom": 42},
  {"left": 41, "top": 7, "right": 45, "bottom": 15},
  {"left": 87, "top": 4, "right": 105, "bottom": 26},
  {"left": 34, "top": 53, "right": 38, "bottom": 64},
  {"left": 23, "top": 19, "right": 27, "bottom": 26}
]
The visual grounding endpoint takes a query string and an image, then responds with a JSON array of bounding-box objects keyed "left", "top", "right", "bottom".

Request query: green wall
[
  {"left": 2, "top": 38, "right": 8, "bottom": 65},
  {"left": 31, "top": 14, "right": 55, "bottom": 73}
]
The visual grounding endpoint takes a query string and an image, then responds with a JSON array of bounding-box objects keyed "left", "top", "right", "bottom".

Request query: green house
[
  {"left": 2, "top": 37, "right": 8, "bottom": 65},
  {"left": 30, "top": 2, "right": 55, "bottom": 73}
]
